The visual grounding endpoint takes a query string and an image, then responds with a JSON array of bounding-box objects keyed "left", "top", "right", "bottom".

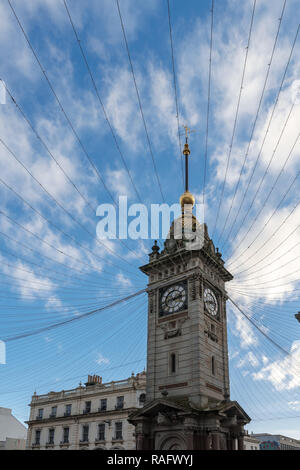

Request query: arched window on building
[{"left": 139, "top": 393, "right": 146, "bottom": 405}]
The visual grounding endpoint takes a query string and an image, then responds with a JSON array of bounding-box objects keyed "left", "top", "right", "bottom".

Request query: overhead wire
[
  {"left": 224, "top": 107, "right": 299, "bottom": 264},
  {"left": 203, "top": 0, "right": 214, "bottom": 210},
  {"left": 62, "top": 0, "right": 142, "bottom": 204},
  {"left": 211, "top": 0, "right": 257, "bottom": 238},
  {"left": 221, "top": 22, "right": 300, "bottom": 250},
  {"left": 166, "top": 0, "right": 184, "bottom": 188},
  {"left": 116, "top": 0, "right": 165, "bottom": 202},
  {"left": 217, "top": 0, "right": 287, "bottom": 245}
]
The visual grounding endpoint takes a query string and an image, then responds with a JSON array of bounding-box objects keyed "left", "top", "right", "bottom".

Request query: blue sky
[{"left": 0, "top": 0, "right": 300, "bottom": 438}]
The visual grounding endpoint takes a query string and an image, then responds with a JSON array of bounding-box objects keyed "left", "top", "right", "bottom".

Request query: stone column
[
  {"left": 211, "top": 433, "right": 220, "bottom": 450},
  {"left": 136, "top": 433, "right": 146, "bottom": 450},
  {"left": 205, "top": 432, "right": 213, "bottom": 450},
  {"left": 226, "top": 434, "right": 234, "bottom": 450},
  {"left": 185, "top": 431, "right": 195, "bottom": 450},
  {"left": 238, "top": 435, "right": 244, "bottom": 451}
]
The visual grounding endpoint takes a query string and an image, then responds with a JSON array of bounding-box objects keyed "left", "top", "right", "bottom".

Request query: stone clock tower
[{"left": 129, "top": 139, "right": 250, "bottom": 450}]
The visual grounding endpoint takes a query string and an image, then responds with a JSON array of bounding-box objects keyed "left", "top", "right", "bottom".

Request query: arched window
[{"left": 139, "top": 393, "right": 146, "bottom": 405}]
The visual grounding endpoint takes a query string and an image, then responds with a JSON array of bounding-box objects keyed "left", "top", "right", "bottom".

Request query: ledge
[
  {"left": 27, "top": 407, "right": 137, "bottom": 425},
  {"left": 79, "top": 441, "right": 89, "bottom": 446}
]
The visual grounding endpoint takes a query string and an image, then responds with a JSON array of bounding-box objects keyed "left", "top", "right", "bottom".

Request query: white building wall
[{"left": 26, "top": 372, "right": 146, "bottom": 450}]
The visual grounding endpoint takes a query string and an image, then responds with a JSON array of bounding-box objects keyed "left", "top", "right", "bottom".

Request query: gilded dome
[{"left": 179, "top": 190, "right": 195, "bottom": 208}]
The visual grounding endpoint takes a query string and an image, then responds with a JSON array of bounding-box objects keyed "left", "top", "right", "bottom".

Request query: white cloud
[
  {"left": 95, "top": 352, "right": 110, "bottom": 366},
  {"left": 253, "top": 341, "right": 300, "bottom": 391},
  {"left": 116, "top": 272, "right": 132, "bottom": 288},
  {"left": 288, "top": 401, "right": 300, "bottom": 411},
  {"left": 237, "top": 351, "right": 260, "bottom": 368}
]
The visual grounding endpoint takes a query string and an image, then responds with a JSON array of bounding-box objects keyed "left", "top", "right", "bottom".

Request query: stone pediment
[
  {"left": 128, "top": 398, "right": 188, "bottom": 422},
  {"left": 129, "top": 397, "right": 250, "bottom": 426}
]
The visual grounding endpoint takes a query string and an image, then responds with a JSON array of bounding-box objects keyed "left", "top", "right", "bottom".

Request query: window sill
[{"left": 79, "top": 441, "right": 89, "bottom": 446}]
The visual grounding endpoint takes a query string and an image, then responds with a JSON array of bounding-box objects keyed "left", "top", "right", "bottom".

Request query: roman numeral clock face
[
  {"left": 204, "top": 288, "right": 218, "bottom": 317},
  {"left": 160, "top": 283, "right": 187, "bottom": 316}
]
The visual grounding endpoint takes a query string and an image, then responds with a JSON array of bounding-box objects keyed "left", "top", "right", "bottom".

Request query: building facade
[
  {"left": 129, "top": 141, "right": 250, "bottom": 450},
  {"left": 243, "top": 433, "right": 260, "bottom": 450},
  {"left": 26, "top": 372, "right": 146, "bottom": 450},
  {"left": 0, "top": 407, "right": 27, "bottom": 450},
  {"left": 253, "top": 433, "right": 300, "bottom": 450}
]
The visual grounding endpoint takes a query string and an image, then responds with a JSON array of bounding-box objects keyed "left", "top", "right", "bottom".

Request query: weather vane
[{"left": 180, "top": 124, "right": 197, "bottom": 143}]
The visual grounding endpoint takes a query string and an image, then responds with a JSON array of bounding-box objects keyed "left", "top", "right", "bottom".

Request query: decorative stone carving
[
  {"left": 149, "top": 291, "right": 156, "bottom": 314},
  {"left": 189, "top": 274, "right": 197, "bottom": 301},
  {"left": 204, "top": 320, "right": 219, "bottom": 343},
  {"left": 159, "top": 317, "right": 187, "bottom": 340}
]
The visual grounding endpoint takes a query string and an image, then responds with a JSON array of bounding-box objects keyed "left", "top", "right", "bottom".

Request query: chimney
[{"left": 85, "top": 375, "right": 102, "bottom": 386}]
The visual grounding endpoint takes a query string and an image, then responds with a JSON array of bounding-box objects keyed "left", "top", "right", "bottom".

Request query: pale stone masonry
[
  {"left": 0, "top": 407, "right": 27, "bottom": 450},
  {"left": 129, "top": 213, "right": 250, "bottom": 450},
  {"left": 253, "top": 433, "right": 300, "bottom": 450},
  {"left": 243, "top": 433, "right": 260, "bottom": 450},
  {"left": 26, "top": 372, "right": 146, "bottom": 450}
]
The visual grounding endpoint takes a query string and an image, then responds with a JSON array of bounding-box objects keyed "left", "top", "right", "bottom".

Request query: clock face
[
  {"left": 160, "top": 283, "right": 187, "bottom": 316},
  {"left": 204, "top": 288, "right": 218, "bottom": 316}
]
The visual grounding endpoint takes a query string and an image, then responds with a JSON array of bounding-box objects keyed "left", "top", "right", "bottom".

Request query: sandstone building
[{"left": 26, "top": 372, "right": 146, "bottom": 450}]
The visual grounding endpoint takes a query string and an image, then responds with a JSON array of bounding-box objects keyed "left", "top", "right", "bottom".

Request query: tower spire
[{"left": 180, "top": 125, "right": 195, "bottom": 208}]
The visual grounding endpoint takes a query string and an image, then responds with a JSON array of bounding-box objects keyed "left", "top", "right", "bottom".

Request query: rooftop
[{"left": 30, "top": 371, "right": 146, "bottom": 405}]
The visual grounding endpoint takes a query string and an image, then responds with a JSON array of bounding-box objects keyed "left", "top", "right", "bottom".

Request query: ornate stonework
[{"left": 130, "top": 220, "right": 250, "bottom": 450}]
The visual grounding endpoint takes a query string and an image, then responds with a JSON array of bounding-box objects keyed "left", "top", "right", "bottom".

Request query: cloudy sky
[{"left": 0, "top": 0, "right": 300, "bottom": 438}]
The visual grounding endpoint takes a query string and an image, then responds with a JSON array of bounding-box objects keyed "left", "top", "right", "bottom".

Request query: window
[
  {"left": 82, "top": 425, "right": 89, "bottom": 442},
  {"left": 65, "top": 404, "right": 72, "bottom": 416},
  {"left": 211, "top": 323, "right": 215, "bottom": 333},
  {"left": 211, "top": 356, "right": 215, "bottom": 376},
  {"left": 98, "top": 423, "right": 105, "bottom": 441},
  {"left": 35, "top": 429, "right": 41, "bottom": 445},
  {"left": 139, "top": 393, "right": 146, "bottom": 405},
  {"left": 170, "top": 353, "right": 176, "bottom": 374},
  {"left": 37, "top": 408, "right": 43, "bottom": 419},
  {"left": 83, "top": 401, "right": 91, "bottom": 413},
  {"left": 63, "top": 427, "right": 69, "bottom": 443},
  {"left": 50, "top": 406, "right": 57, "bottom": 417},
  {"left": 48, "top": 428, "right": 55, "bottom": 444},
  {"left": 115, "top": 422, "right": 123, "bottom": 440},
  {"left": 100, "top": 399, "right": 107, "bottom": 411},
  {"left": 116, "top": 396, "right": 124, "bottom": 409}
]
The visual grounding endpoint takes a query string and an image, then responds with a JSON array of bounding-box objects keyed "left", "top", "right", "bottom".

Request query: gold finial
[{"left": 180, "top": 190, "right": 195, "bottom": 208}]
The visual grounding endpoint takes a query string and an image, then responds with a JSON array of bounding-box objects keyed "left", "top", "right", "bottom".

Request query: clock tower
[{"left": 129, "top": 138, "right": 250, "bottom": 450}]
